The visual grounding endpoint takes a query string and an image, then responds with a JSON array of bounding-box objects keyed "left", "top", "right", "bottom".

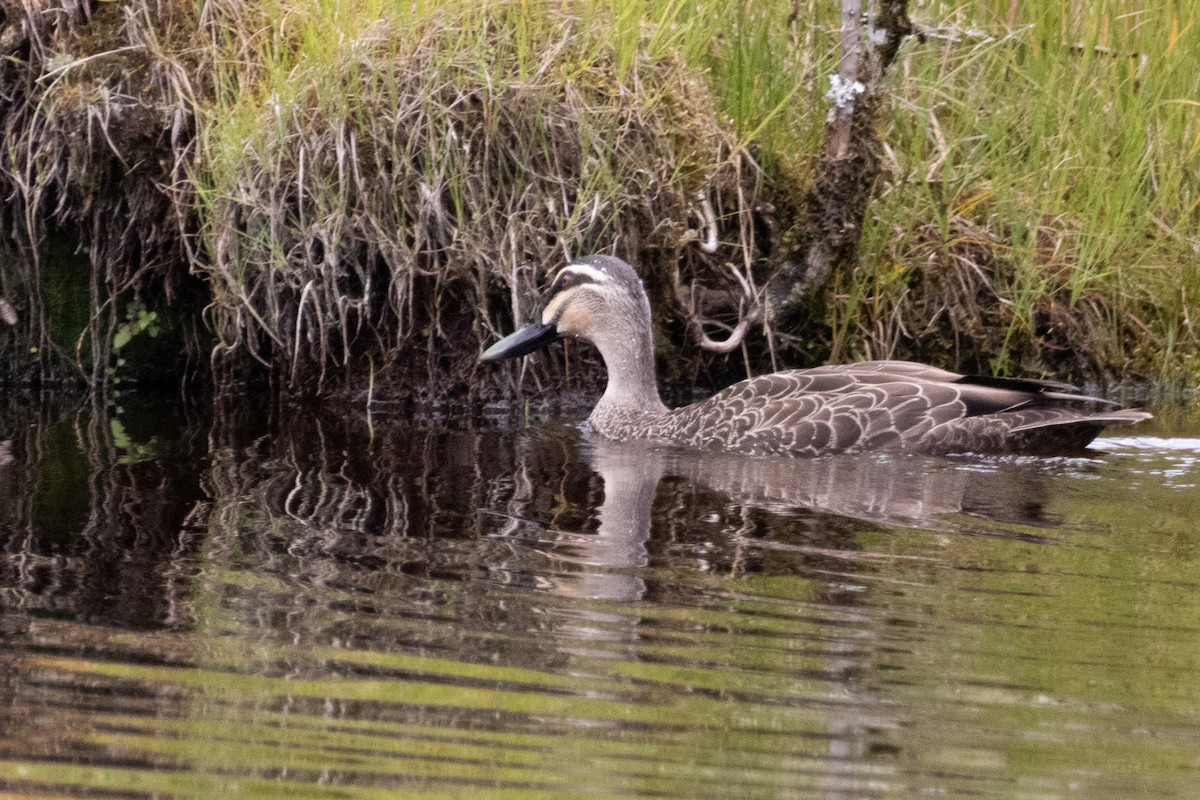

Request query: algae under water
[{"left": 0, "top": 393, "right": 1198, "bottom": 799}]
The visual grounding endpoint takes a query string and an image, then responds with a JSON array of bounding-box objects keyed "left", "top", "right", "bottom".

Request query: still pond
[{"left": 1, "top": 391, "right": 1199, "bottom": 799}]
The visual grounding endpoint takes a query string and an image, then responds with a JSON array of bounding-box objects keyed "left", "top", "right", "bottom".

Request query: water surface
[{"left": 1, "top": 394, "right": 1198, "bottom": 799}]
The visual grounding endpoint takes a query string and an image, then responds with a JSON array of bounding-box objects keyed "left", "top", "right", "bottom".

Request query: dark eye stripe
[{"left": 551, "top": 269, "right": 596, "bottom": 293}]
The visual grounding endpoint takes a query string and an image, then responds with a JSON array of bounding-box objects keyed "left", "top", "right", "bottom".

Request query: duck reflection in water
[{"left": 522, "top": 433, "right": 1072, "bottom": 602}]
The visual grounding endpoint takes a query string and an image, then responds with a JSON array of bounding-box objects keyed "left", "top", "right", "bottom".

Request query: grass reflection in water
[{"left": 1, "top": 396, "right": 1199, "bottom": 798}]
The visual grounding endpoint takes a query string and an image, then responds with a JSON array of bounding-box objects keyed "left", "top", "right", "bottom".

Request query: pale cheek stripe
[
  {"left": 542, "top": 293, "right": 567, "bottom": 324},
  {"left": 558, "top": 264, "right": 610, "bottom": 283}
]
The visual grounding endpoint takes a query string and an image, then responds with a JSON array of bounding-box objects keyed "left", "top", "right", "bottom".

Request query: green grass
[
  {"left": 2, "top": 0, "right": 1197, "bottom": 390},
  {"left": 842, "top": 1, "right": 1200, "bottom": 384}
]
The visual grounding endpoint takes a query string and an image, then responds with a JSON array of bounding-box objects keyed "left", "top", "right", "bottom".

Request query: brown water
[{"left": 1, "top": 393, "right": 1198, "bottom": 799}]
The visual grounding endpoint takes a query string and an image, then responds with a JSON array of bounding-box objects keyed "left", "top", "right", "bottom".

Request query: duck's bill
[{"left": 480, "top": 321, "right": 560, "bottom": 361}]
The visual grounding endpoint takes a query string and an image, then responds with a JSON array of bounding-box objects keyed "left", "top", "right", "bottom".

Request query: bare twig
[
  {"left": 693, "top": 190, "right": 719, "bottom": 253},
  {"left": 827, "top": 0, "right": 863, "bottom": 159},
  {"left": 672, "top": 261, "right": 762, "bottom": 354}
]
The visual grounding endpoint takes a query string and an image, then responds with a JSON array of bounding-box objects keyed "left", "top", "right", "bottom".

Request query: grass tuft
[
  {"left": 836, "top": 1, "right": 1200, "bottom": 387},
  {"left": 189, "top": 0, "right": 774, "bottom": 395}
]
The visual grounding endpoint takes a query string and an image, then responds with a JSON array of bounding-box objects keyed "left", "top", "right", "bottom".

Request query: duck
[{"left": 481, "top": 254, "right": 1151, "bottom": 456}]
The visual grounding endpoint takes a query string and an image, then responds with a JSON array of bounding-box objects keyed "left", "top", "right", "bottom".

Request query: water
[{"left": 1, "top": 393, "right": 1199, "bottom": 799}]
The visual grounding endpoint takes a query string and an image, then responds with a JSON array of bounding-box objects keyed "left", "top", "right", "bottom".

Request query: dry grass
[
  {"left": 1, "top": 0, "right": 773, "bottom": 396},
  {"left": 1, "top": 0, "right": 1197, "bottom": 397},
  {"left": 192, "top": 1, "right": 759, "bottom": 396},
  {"left": 0, "top": 0, "right": 201, "bottom": 384}
]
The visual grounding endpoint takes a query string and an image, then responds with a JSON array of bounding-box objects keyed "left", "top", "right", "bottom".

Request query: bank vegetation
[{"left": 0, "top": 0, "right": 1196, "bottom": 401}]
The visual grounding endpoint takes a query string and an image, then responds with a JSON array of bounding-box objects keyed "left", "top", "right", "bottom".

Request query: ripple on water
[
  {"left": 1093, "top": 436, "right": 1200, "bottom": 488},
  {"left": 1, "top": 400, "right": 1199, "bottom": 799}
]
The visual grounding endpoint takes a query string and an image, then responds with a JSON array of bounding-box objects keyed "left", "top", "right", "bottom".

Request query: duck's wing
[
  {"left": 664, "top": 362, "right": 1148, "bottom": 456},
  {"left": 664, "top": 369, "right": 969, "bottom": 456},
  {"left": 808, "top": 360, "right": 1107, "bottom": 407},
  {"left": 819, "top": 360, "right": 964, "bottom": 384}
]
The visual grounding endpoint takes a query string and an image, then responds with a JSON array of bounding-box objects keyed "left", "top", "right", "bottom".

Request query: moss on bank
[{"left": 0, "top": 1, "right": 1197, "bottom": 398}]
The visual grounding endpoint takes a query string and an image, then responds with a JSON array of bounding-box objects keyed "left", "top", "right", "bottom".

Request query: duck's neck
[{"left": 592, "top": 327, "right": 668, "bottom": 419}]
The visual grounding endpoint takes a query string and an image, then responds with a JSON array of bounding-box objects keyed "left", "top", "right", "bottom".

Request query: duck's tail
[
  {"left": 1005, "top": 408, "right": 1153, "bottom": 453},
  {"left": 926, "top": 407, "right": 1152, "bottom": 455}
]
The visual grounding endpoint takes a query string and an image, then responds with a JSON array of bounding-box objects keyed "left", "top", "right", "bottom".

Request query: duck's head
[{"left": 480, "top": 255, "right": 651, "bottom": 362}]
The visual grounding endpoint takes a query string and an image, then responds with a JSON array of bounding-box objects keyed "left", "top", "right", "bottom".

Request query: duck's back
[{"left": 645, "top": 360, "right": 1149, "bottom": 456}]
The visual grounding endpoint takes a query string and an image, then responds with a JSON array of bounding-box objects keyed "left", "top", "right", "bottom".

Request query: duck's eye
[{"left": 552, "top": 269, "right": 596, "bottom": 294}]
